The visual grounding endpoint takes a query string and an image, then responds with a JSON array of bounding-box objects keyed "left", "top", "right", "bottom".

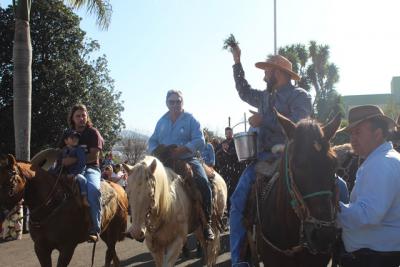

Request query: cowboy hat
[
  {"left": 255, "top": 55, "right": 300, "bottom": 81},
  {"left": 339, "top": 105, "right": 396, "bottom": 133}
]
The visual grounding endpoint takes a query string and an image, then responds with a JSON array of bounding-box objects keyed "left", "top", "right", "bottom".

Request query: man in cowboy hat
[
  {"left": 229, "top": 45, "right": 312, "bottom": 265},
  {"left": 337, "top": 105, "right": 400, "bottom": 267}
]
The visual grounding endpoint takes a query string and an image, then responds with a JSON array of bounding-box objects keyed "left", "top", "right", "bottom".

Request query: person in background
[
  {"left": 111, "top": 164, "right": 127, "bottom": 190},
  {"left": 201, "top": 130, "right": 215, "bottom": 167},
  {"left": 102, "top": 165, "right": 113, "bottom": 181}
]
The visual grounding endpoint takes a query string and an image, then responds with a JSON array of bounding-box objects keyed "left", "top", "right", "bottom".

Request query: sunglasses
[{"left": 167, "top": 99, "right": 182, "bottom": 105}]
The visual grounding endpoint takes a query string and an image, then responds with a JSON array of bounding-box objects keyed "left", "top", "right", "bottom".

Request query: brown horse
[
  {"left": 249, "top": 112, "right": 341, "bottom": 267},
  {"left": 124, "top": 156, "right": 227, "bottom": 267},
  {"left": 0, "top": 154, "right": 128, "bottom": 267}
]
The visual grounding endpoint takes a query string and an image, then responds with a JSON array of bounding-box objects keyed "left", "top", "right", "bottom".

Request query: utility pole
[{"left": 274, "top": 0, "right": 277, "bottom": 55}]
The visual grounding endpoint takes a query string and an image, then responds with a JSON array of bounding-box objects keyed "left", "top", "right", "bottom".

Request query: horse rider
[
  {"left": 148, "top": 89, "right": 215, "bottom": 241},
  {"left": 229, "top": 45, "right": 313, "bottom": 265},
  {"left": 63, "top": 104, "right": 104, "bottom": 242},
  {"left": 336, "top": 105, "right": 400, "bottom": 267}
]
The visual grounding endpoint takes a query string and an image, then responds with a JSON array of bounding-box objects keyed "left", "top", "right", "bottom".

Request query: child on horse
[{"left": 55, "top": 129, "right": 89, "bottom": 208}]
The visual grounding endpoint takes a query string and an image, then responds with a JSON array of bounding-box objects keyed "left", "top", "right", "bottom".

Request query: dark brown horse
[
  {"left": 0, "top": 154, "right": 128, "bottom": 267},
  {"left": 249, "top": 112, "right": 341, "bottom": 267}
]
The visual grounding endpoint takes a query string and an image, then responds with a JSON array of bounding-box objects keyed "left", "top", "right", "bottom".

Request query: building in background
[{"left": 342, "top": 76, "right": 400, "bottom": 119}]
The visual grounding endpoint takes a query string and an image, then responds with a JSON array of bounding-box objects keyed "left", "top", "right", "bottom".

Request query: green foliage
[
  {"left": 383, "top": 98, "right": 400, "bottom": 121},
  {"left": 222, "top": 33, "right": 239, "bottom": 50},
  {"left": 279, "top": 41, "right": 344, "bottom": 122},
  {"left": 0, "top": 0, "right": 124, "bottom": 155}
]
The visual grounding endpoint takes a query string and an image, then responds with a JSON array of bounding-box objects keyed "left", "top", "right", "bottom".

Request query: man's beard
[
  {"left": 267, "top": 76, "right": 276, "bottom": 92},
  {"left": 266, "top": 75, "right": 277, "bottom": 92}
]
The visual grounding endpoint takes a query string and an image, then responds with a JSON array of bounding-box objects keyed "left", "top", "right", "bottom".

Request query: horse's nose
[{"left": 133, "top": 229, "right": 145, "bottom": 242}]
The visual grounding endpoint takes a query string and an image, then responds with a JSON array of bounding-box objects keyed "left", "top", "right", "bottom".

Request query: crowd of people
[{"left": 2, "top": 45, "right": 400, "bottom": 267}]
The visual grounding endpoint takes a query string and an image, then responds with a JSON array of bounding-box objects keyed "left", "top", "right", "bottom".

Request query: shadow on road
[{"left": 120, "top": 232, "right": 231, "bottom": 267}]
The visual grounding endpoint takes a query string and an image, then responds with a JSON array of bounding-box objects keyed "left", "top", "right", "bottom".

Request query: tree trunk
[{"left": 13, "top": 18, "right": 32, "bottom": 161}]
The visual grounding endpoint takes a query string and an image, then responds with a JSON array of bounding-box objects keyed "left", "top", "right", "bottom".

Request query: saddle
[
  {"left": 152, "top": 144, "right": 219, "bottom": 228},
  {"left": 61, "top": 174, "right": 119, "bottom": 232}
]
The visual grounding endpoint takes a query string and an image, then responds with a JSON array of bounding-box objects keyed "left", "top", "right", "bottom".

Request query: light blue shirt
[
  {"left": 337, "top": 142, "right": 400, "bottom": 252},
  {"left": 148, "top": 111, "right": 205, "bottom": 159},
  {"left": 201, "top": 143, "right": 215, "bottom": 166}
]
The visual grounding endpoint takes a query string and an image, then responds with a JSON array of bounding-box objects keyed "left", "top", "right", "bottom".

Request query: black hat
[{"left": 62, "top": 129, "right": 81, "bottom": 140}]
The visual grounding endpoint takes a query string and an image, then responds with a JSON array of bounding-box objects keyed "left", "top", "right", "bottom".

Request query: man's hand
[
  {"left": 170, "top": 146, "right": 190, "bottom": 159},
  {"left": 248, "top": 110, "right": 263, "bottom": 128},
  {"left": 231, "top": 45, "right": 241, "bottom": 64}
]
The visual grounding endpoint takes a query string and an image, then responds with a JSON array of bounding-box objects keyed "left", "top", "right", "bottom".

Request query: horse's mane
[
  {"left": 141, "top": 156, "right": 175, "bottom": 220},
  {"left": 16, "top": 161, "right": 36, "bottom": 180}
]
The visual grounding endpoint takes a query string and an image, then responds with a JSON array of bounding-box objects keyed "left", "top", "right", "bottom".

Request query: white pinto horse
[{"left": 124, "top": 156, "right": 227, "bottom": 267}]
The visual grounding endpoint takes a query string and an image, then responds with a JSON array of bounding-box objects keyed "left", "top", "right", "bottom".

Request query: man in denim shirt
[
  {"left": 229, "top": 45, "right": 312, "bottom": 265},
  {"left": 148, "top": 90, "right": 215, "bottom": 240}
]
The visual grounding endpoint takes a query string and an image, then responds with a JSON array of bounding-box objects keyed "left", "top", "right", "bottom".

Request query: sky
[{"left": 2, "top": 0, "right": 400, "bottom": 137}]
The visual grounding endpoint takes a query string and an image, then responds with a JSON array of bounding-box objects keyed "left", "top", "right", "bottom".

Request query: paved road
[{"left": 0, "top": 231, "right": 232, "bottom": 267}]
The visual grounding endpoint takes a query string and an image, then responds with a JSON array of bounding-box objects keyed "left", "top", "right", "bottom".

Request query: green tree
[
  {"left": 279, "top": 41, "right": 344, "bottom": 123},
  {"left": 8, "top": 0, "right": 111, "bottom": 161},
  {"left": 0, "top": 1, "right": 123, "bottom": 155}
]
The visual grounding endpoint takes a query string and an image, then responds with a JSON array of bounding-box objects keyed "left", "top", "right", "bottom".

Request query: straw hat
[
  {"left": 339, "top": 105, "right": 396, "bottom": 133},
  {"left": 255, "top": 55, "right": 300, "bottom": 81}
]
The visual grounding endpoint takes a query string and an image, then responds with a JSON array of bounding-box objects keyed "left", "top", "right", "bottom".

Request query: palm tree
[{"left": 12, "top": 0, "right": 112, "bottom": 161}]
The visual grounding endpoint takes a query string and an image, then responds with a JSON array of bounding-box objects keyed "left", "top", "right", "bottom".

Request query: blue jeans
[
  {"left": 83, "top": 167, "right": 101, "bottom": 234},
  {"left": 187, "top": 158, "right": 212, "bottom": 216},
  {"left": 230, "top": 162, "right": 256, "bottom": 265},
  {"left": 75, "top": 174, "right": 87, "bottom": 196}
]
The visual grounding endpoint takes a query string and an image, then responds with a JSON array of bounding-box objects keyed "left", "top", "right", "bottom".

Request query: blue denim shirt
[
  {"left": 62, "top": 146, "right": 86, "bottom": 176},
  {"left": 201, "top": 143, "right": 215, "bottom": 166},
  {"left": 233, "top": 63, "right": 312, "bottom": 160},
  {"left": 148, "top": 111, "right": 205, "bottom": 159},
  {"left": 337, "top": 142, "right": 400, "bottom": 252}
]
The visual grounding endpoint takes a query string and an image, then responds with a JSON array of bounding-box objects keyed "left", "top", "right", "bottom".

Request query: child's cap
[{"left": 63, "top": 129, "right": 81, "bottom": 140}]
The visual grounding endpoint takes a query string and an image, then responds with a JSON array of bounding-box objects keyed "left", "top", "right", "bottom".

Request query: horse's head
[
  {"left": 124, "top": 157, "right": 160, "bottom": 241},
  {"left": 277, "top": 111, "right": 341, "bottom": 254},
  {"left": 0, "top": 154, "right": 28, "bottom": 209}
]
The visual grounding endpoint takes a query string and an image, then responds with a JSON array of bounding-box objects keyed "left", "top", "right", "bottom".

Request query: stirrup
[{"left": 87, "top": 233, "right": 99, "bottom": 243}]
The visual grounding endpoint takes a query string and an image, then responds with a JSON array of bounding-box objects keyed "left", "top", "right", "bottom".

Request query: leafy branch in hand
[{"left": 223, "top": 34, "right": 239, "bottom": 50}]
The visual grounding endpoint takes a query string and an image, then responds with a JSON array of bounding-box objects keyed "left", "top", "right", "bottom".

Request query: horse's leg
[
  {"left": 56, "top": 244, "right": 77, "bottom": 267},
  {"left": 34, "top": 243, "right": 52, "bottom": 267},
  {"left": 165, "top": 236, "right": 186, "bottom": 267},
  {"left": 104, "top": 236, "right": 119, "bottom": 267},
  {"left": 150, "top": 250, "right": 165, "bottom": 267}
]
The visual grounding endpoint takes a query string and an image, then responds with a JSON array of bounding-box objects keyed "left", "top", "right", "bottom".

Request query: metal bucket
[{"left": 233, "top": 132, "right": 257, "bottom": 161}]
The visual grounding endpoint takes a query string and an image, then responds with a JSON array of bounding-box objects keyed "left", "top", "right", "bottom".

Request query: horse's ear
[
  {"left": 148, "top": 159, "right": 157, "bottom": 174},
  {"left": 7, "top": 154, "right": 16, "bottom": 167},
  {"left": 322, "top": 113, "right": 341, "bottom": 141},
  {"left": 275, "top": 109, "right": 295, "bottom": 139},
  {"left": 122, "top": 163, "right": 135, "bottom": 175}
]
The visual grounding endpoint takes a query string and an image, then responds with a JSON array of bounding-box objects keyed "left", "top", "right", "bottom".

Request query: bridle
[{"left": 256, "top": 140, "right": 338, "bottom": 256}]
